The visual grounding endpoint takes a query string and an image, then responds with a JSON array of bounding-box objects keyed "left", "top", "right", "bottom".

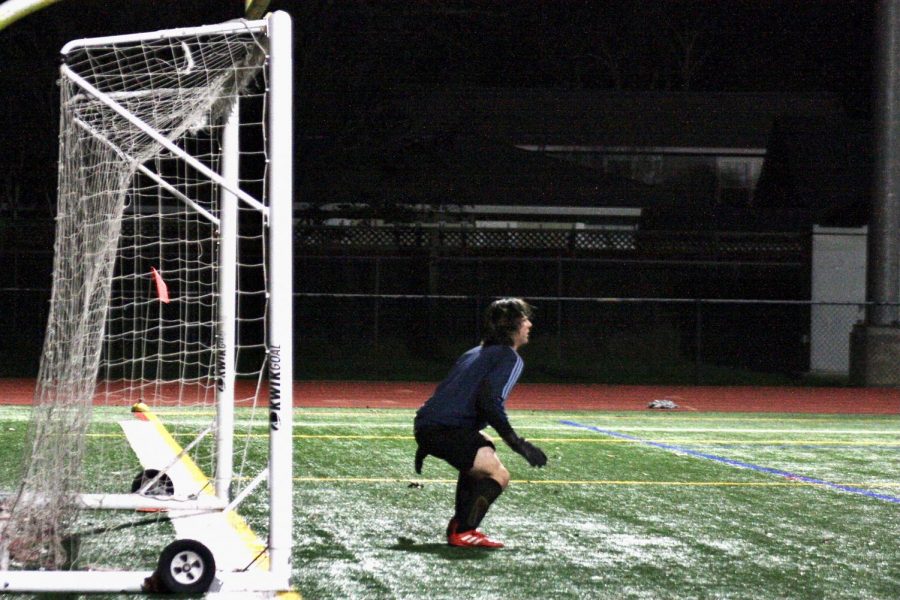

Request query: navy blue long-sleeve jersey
[{"left": 414, "top": 344, "right": 523, "bottom": 437}]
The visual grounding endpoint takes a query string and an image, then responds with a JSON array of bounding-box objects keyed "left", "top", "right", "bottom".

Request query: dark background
[
  {"left": 0, "top": 1, "right": 879, "bottom": 385},
  {"left": 0, "top": 0, "right": 876, "bottom": 204}
]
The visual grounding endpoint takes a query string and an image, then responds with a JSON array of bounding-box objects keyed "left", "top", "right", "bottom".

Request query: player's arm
[{"left": 476, "top": 379, "right": 547, "bottom": 468}]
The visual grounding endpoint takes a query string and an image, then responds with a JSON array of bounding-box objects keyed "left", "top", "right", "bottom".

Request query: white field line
[
  {"left": 7, "top": 405, "right": 892, "bottom": 425},
  {"left": 7, "top": 403, "right": 897, "bottom": 441},
  {"left": 76, "top": 416, "right": 900, "bottom": 434},
  {"left": 6, "top": 407, "right": 899, "bottom": 438},
  {"left": 3, "top": 406, "right": 897, "bottom": 422},
  {"left": 284, "top": 475, "right": 900, "bottom": 488}
]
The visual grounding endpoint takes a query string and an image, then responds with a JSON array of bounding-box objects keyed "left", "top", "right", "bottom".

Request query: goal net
[{"left": 0, "top": 12, "right": 293, "bottom": 594}]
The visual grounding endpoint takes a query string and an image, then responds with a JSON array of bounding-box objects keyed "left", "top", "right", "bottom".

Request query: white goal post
[{"left": 0, "top": 10, "right": 293, "bottom": 595}]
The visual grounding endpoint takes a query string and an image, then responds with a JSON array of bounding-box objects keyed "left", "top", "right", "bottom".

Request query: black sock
[
  {"left": 453, "top": 473, "right": 475, "bottom": 525},
  {"left": 458, "top": 478, "right": 503, "bottom": 532}
]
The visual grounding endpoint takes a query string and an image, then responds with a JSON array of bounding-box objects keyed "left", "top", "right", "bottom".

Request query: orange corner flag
[{"left": 150, "top": 267, "right": 171, "bottom": 304}]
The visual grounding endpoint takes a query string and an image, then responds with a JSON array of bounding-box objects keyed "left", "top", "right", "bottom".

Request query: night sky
[{"left": 0, "top": 0, "right": 876, "bottom": 210}]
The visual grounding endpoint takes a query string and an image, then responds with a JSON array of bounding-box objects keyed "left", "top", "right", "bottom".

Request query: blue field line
[{"left": 560, "top": 420, "right": 900, "bottom": 504}]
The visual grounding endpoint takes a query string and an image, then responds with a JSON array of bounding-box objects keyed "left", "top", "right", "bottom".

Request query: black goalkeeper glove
[
  {"left": 515, "top": 438, "right": 547, "bottom": 467},
  {"left": 502, "top": 433, "right": 547, "bottom": 467}
]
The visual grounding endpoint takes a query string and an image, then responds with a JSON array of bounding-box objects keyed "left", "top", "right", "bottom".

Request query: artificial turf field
[{"left": 1, "top": 404, "right": 899, "bottom": 599}]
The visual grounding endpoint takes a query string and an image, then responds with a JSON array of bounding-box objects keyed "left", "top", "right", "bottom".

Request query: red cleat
[{"left": 447, "top": 519, "right": 504, "bottom": 548}]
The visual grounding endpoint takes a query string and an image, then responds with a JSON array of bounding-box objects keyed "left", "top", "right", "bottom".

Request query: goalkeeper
[{"left": 413, "top": 297, "right": 547, "bottom": 548}]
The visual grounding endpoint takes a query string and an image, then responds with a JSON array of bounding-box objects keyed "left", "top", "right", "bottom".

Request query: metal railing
[
  {"left": 1, "top": 222, "right": 888, "bottom": 385},
  {"left": 4, "top": 285, "right": 886, "bottom": 385},
  {"left": 293, "top": 224, "right": 808, "bottom": 264},
  {"left": 287, "top": 293, "right": 892, "bottom": 386}
]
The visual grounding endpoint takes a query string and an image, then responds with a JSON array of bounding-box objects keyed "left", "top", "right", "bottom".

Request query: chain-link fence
[
  {"left": 1, "top": 286, "right": 894, "bottom": 384},
  {"left": 2, "top": 220, "right": 894, "bottom": 385},
  {"left": 290, "top": 293, "right": 897, "bottom": 385}
]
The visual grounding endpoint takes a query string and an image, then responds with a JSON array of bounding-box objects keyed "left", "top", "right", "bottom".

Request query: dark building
[{"left": 754, "top": 116, "right": 873, "bottom": 228}]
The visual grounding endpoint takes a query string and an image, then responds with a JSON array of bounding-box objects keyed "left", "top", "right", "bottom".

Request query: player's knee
[
  {"left": 494, "top": 465, "right": 510, "bottom": 489},
  {"left": 472, "top": 447, "right": 508, "bottom": 488},
  {"left": 484, "top": 456, "right": 509, "bottom": 488}
]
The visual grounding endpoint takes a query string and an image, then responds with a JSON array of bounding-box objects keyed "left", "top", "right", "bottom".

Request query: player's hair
[{"left": 482, "top": 297, "right": 534, "bottom": 347}]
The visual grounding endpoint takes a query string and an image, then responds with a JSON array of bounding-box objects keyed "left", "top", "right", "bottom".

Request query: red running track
[{"left": 1, "top": 379, "right": 897, "bottom": 414}]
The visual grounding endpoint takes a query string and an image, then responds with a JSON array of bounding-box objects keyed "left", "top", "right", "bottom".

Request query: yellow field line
[
  {"left": 85, "top": 432, "right": 900, "bottom": 446},
  {"left": 292, "top": 434, "right": 412, "bottom": 440},
  {"left": 287, "top": 435, "right": 900, "bottom": 446},
  {"left": 531, "top": 438, "right": 900, "bottom": 445},
  {"left": 289, "top": 476, "right": 900, "bottom": 487},
  {"left": 290, "top": 410, "right": 897, "bottom": 422}
]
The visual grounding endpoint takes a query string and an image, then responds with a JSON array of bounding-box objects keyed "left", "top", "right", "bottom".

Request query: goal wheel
[
  {"left": 155, "top": 539, "right": 216, "bottom": 594},
  {"left": 131, "top": 469, "right": 175, "bottom": 496}
]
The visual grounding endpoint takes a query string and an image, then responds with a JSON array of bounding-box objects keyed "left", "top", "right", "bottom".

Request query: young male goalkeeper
[{"left": 413, "top": 297, "right": 547, "bottom": 548}]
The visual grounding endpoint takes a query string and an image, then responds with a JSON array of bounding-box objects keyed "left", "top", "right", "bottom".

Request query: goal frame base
[
  {"left": 77, "top": 493, "right": 228, "bottom": 512},
  {"left": 0, "top": 569, "right": 291, "bottom": 594}
]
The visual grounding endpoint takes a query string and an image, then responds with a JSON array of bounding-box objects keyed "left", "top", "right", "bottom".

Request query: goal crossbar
[{"left": 59, "top": 17, "right": 270, "bottom": 54}]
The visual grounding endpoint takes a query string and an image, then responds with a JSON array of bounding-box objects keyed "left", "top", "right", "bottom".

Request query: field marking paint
[
  {"left": 89, "top": 421, "right": 900, "bottom": 434},
  {"left": 286, "top": 475, "right": 900, "bottom": 488},
  {"left": 283, "top": 434, "right": 900, "bottom": 447},
  {"left": 550, "top": 427, "right": 900, "bottom": 434},
  {"left": 75, "top": 408, "right": 900, "bottom": 434},
  {"left": 83, "top": 432, "right": 900, "bottom": 448},
  {"left": 561, "top": 419, "right": 900, "bottom": 505},
  {"left": 148, "top": 408, "right": 900, "bottom": 424},
  {"left": 548, "top": 413, "right": 900, "bottom": 423},
  {"left": 15, "top": 401, "right": 893, "bottom": 421}
]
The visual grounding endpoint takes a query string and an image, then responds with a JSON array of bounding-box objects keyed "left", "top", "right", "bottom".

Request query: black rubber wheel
[
  {"left": 155, "top": 538, "right": 216, "bottom": 594},
  {"left": 131, "top": 468, "right": 175, "bottom": 496}
]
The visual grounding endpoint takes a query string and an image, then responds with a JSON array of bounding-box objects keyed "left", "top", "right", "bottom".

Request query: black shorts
[{"left": 414, "top": 426, "right": 495, "bottom": 472}]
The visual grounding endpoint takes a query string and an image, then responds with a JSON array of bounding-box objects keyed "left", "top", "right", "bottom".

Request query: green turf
[{"left": 1, "top": 406, "right": 899, "bottom": 598}]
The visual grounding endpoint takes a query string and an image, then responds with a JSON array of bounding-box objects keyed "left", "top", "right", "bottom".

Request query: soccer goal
[{"left": 0, "top": 10, "right": 293, "bottom": 595}]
